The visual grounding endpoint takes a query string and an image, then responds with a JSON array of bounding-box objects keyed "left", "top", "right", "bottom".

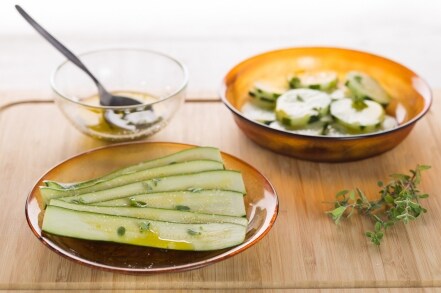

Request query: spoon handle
[{"left": 15, "top": 5, "right": 101, "bottom": 86}]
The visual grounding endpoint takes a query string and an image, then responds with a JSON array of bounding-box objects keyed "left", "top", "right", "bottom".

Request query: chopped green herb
[
  {"left": 187, "top": 229, "right": 202, "bottom": 236},
  {"left": 363, "top": 95, "right": 373, "bottom": 101},
  {"left": 259, "top": 96, "right": 276, "bottom": 103},
  {"left": 321, "top": 124, "right": 330, "bottom": 135},
  {"left": 117, "top": 226, "right": 126, "bottom": 236},
  {"left": 308, "top": 115, "right": 320, "bottom": 124},
  {"left": 176, "top": 205, "right": 191, "bottom": 211},
  {"left": 248, "top": 91, "right": 256, "bottom": 97},
  {"left": 354, "top": 75, "right": 363, "bottom": 83},
  {"left": 297, "top": 95, "right": 304, "bottom": 102},
  {"left": 129, "top": 197, "right": 147, "bottom": 207},
  {"left": 152, "top": 178, "right": 161, "bottom": 186},
  {"left": 169, "top": 161, "right": 177, "bottom": 165},
  {"left": 352, "top": 98, "right": 368, "bottom": 111},
  {"left": 281, "top": 117, "right": 291, "bottom": 126},
  {"left": 308, "top": 84, "right": 321, "bottom": 90},
  {"left": 143, "top": 181, "right": 153, "bottom": 191},
  {"left": 289, "top": 77, "right": 301, "bottom": 89},
  {"left": 70, "top": 198, "right": 86, "bottom": 205},
  {"left": 139, "top": 221, "right": 150, "bottom": 232}
]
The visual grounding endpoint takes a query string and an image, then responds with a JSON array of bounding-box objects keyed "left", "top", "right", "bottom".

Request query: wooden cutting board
[{"left": 0, "top": 91, "right": 440, "bottom": 291}]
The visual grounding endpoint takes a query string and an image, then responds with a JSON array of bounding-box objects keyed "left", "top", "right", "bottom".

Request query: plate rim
[{"left": 25, "top": 141, "right": 279, "bottom": 274}]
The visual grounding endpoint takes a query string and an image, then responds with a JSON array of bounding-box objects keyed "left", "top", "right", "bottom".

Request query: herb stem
[{"left": 325, "top": 165, "right": 430, "bottom": 245}]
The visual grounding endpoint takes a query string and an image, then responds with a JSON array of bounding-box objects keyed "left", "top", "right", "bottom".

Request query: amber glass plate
[{"left": 25, "top": 142, "right": 278, "bottom": 274}]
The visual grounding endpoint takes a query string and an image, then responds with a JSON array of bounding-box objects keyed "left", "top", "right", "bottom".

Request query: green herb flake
[
  {"left": 325, "top": 165, "right": 430, "bottom": 246},
  {"left": 259, "top": 96, "right": 276, "bottom": 103},
  {"left": 289, "top": 77, "right": 301, "bottom": 89},
  {"left": 143, "top": 181, "right": 153, "bottom": 191},
  {"left": 308, "top": 115, "right": 320, "bottom": 124},
  {"left": 320, "top": 124, "right": 330, "bottom": 135},
  {"left": 352, "top": 99, "right": 368, "bottom": 111},
  {"left": 139, "top": 221, "right": 150, "bottom": 233},
  {"left": 296, "top": 95, "right": 305, "bottom": 102},
  {"left": 281, "top": 117, "right": 291, "bottom": 126},
  {"left": 70, "top": 198, "right": 86, "bottom": 205},
  {"left": 117, "top": 226, "right": 126, "bottom": 236},
  {"left": 308, "top": 84, "right": 321, "bottom": 90},
  {"left": 187, "top": 229, "right": 202, "bottom": 236},
  {"left": 176, "top": 205, "right": 191, "bottom": 211},
  {"left": 354, "top": 75, "right": 363, "bottom": 83},
  {"left": 129, "top": 198, "right": 147, "bottom": 207},
  {"left": 152, "top": 178, "right": 161, "bottom": 186}
]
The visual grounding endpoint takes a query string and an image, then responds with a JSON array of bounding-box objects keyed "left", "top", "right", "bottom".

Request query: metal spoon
[{"left": 15, "top": 5, "right": 157, "bottom": 130}]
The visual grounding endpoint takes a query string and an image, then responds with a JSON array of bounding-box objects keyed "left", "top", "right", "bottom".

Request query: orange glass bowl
[{"left": 220, "top": 47, "right": 432, "bottom": 162}]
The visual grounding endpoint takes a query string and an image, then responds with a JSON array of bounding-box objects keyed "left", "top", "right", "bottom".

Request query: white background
[{"left": 1, "top": 0, "right": 440, "bottom": 91}]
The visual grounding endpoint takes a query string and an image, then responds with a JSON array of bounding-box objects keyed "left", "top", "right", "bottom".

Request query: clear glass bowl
[{"left": 51, "top": 48, "right": 188, "bottom": 141}]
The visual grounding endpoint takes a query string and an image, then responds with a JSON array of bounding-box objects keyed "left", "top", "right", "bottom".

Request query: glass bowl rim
[{"left": 50, "top": 48, "right": 189, "bottom": 110}]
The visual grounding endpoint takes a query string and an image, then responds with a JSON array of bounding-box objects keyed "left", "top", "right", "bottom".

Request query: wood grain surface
[{"left": 0, "top": 90, "right": 439, "bottom": 290}]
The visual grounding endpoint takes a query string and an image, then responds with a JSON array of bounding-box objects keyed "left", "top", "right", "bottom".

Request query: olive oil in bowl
[{"left": 79, "top": 91, "right": 165, "bottom": 139}]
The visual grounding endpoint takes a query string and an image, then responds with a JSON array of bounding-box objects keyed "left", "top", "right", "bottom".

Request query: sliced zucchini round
[
  {"left": 345, "top": 71, "right": 391, "bottom": 105},
  {"left": 289, "top": 71, "right": 338, "bottom": 91},
  {"left": 330, "top": 98, "right": 385, "bottom": 133},
  {"left": 275, "top": 89, "right": 331, "bottom": 129},
  {"left": 241, "top": 102, "right": 276, "bottom": 124}
]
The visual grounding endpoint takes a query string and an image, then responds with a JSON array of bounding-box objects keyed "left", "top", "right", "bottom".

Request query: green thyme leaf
[
  {"left": 326, "top": 206, "right": 347, "bottom": 224},
  {"left": 70, "top": 198, "right": 86, "bottom": 204},
  {"left": 143, "top": 181, "right": 153, "bottom": 191},
  {"left": 117, "top": 226, "right": 126, "bottom": 236},
  {"left": 152, "top": 178, "right": 161, "bottom": 186},
  {"left": 129, "top": 197, "right": 147, "bottom": 207},
  {"left": 187, "top": 229, "right": 201, "bottom": 236},
  {"left": 139, "top": 222, "right": 150, "bottom": 232},
  {"left": 325, "top": 165, "right": 430, "bottom": 246}
]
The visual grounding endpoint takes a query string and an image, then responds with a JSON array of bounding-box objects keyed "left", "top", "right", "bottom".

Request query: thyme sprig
[{"left": 326, "top": 165, "right": 431, "bottom": 245}]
